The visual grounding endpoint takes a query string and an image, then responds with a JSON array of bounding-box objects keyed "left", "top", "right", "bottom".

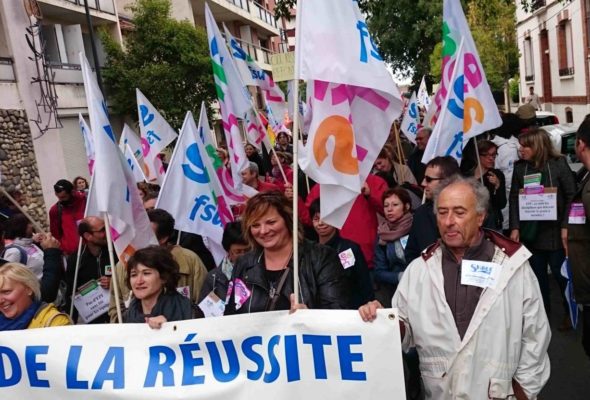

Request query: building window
[
  {"left": 524, "top": 38, "right": 534, "bottom": 81},
  {"left": 565, "top": 107, "right": 573, "bottom": 123},
  {"left": 531, "top": 0, "right": 546, "bottom": 12},
  {"left": 558, "top": 19, "right": 574, "bottom": 76}
]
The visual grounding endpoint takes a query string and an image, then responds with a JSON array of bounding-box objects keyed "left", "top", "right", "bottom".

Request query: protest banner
[{"left": 0, "top": 309, "right": 405, "bottom": 399}]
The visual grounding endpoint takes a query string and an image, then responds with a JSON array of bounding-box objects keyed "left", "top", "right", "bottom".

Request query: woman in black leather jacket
[{"left": 224, "top": 191, "right": 349, "bottom": 314}]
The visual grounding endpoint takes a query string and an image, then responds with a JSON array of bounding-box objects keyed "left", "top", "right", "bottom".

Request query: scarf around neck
[
  {"left": 0, "top": 300, "right": 41, "bottom": 331},
  {"left": 378, "top": 212, "right": 413, "bottom": 245}
]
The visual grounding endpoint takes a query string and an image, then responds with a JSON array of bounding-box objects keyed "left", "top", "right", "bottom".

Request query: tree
[
  {"left": 100, "top": 0, "right": 216, "bottom": 130},
  {"left": 273, "top": 0, "right": 568, "bottom": 84}
]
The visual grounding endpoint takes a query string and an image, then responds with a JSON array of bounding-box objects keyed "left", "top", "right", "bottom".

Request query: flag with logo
[
  {"left": 400, "top": 92, "right": 419, "bottom": 144},
  {"left": 157, "top": 110, "right": 232, "bottom": 265},
  {"left": 428, "top": 0, "right": 501, "bottom": 135},
  {"left": 417, "top": 76, "right": 431, "bottom": 110},
  {"left": 422, "top": 39, "right": 466, "bottom": 163},
  {"left": 295, "top": 0, "right": 403, "bottom": 228},
  {"left": 198, "top": 103, "right": 250, "bottom": 205},
  {"left": 136, "top": 89, "right": 178, "bottom": 185},
  {"left": 205, "top": 4, "right": 252, "bottom": 196},
  {"left": 78, "top": 114, "right": 95, "bottom": 175},
  {"left": 80, "top": 53, "right": 157, "bottom": 264},
  {"left": 119, "top": 124, "right": 147, "bottom": 183},
  {"left": 244, "top": 108, "right": 271, "bottom": 151},
  {"left": 224, "top": 25, "right": 287, "bottom": 125}
]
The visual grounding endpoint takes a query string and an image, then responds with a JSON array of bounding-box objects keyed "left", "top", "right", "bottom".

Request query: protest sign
[{"left": 0, "top": 309, "right": 405, "bottom": 399}]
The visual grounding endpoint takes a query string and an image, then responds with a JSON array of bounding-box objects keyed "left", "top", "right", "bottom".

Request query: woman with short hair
[
  {"left": 0, "top": 263, "right": 71, "bottom": 330},
  {"left": 123, "top": 246, "right": 193, "bottom": 328}
]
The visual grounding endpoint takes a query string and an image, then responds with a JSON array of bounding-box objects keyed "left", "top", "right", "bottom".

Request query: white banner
[
  {"left": 400, "top": 92, "right": 419, "bottom": 144},
  {"left": 0, "top": 309, "right": 405, "bottom": 399}
]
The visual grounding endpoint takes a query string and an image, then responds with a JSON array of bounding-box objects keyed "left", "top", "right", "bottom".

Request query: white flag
[
  {"left": 417, "top": 76, "right": 431, "bottom": 109},
  {"left": 400, "top": 92, "right": 419, "bottom": 144},
  {"left": 80, "top": 53, "right": 157, "bottom": 263},
  {"left": 422, "top": 40, "right": 466, "bottom": 163},
  {"left": 78, "top": 114, "right": 95, "bottom": 175},
  {"left": 224, "top": 25, "right": 287, "bottom": 124},
  {"left": 205, "top": 4, "right": 252, "bottom": 196},
  {"left": 157, "top": 111, "right": 233, "bottom": 265},
  {"left": 136, "top": 89, "right": 178, "bottom": 184},
  {"left": 429, "top": 0, "right": 501, "bottom": 138},
  {"left": 295, "top": 0, "right": 403, "bottom": 228},
  {"left": 119, "top": 124, "right": 148, "bottom": 182}
]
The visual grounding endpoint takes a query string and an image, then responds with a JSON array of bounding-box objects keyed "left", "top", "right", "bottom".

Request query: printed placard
[
  {"left": 461, "top": 260, "right": 502, "bottom": 289},
  {"left": 518, "top": 188, "right": 557, "bottom": 221},
  {"left": 198, "top": 291, "right": 226, "bottom": 318},
  {"left": 569, "top": 203, "right": 587, "bottom": 224},
  {"left": 73, "top": 280, "right": 110, "bottom": 323}
]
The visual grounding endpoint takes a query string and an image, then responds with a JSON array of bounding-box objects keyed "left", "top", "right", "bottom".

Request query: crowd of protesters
[{"left": 3, "top": 104, "right": 590, "bottom": 399}]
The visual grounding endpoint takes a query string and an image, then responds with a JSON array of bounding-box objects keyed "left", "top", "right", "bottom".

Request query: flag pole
[
  {"left": 473, "top": 137, "right": 484, "bottom": 185},
  {"left": 392, "top": 123, "right": 407, "bottom": 183},
  {"left": 292, "top": 0, "right": 302, "bottom": 305},
  {"left": 69, "top": 236, "right": 84, "bottom": 318},
  {"left": 103, "top": 212, "right": 123, "bottom": 323},
  {"left": 0, "top": 188, "right": 46, "bottom": 234},
  {"left": 176, "top": 230, "right": 182, "bottom": 245}
]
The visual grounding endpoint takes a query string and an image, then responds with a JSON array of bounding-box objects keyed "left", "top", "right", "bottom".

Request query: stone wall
[{"left": 0, "top": 109, "right": 48, "bottom": 228}]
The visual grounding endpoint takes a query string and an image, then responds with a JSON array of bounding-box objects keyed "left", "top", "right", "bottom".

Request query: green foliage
[
  {"left": 510, "top": 75, "right": 520, "bottom": 103},
  {"left": 464, "top": 0, "right": 519, "bottom": 92},
  {"left": 100, "top": 0, "right": 216, "bottom": 130}
]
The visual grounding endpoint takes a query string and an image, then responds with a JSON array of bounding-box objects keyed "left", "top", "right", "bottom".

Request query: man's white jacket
[{"left": 392, "top": 230, "right": 550, "bottom": 399}]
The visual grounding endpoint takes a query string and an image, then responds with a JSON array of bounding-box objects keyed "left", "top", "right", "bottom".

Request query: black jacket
[
  {"left": 405, "top": 201, "right": 438, "bottom": 263},
  {"left": 509, "top": 156, "right": 576, "bottom": 250},
  {"left": 324, "top": 233, "right": 374, "bottom": 309},
  {"left": 224, "top": 240, "right": 349, "bottom": 314}
]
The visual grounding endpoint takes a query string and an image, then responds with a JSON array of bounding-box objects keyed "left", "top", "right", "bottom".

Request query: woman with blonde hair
[
  {"left": 0, "top": 263, "right": 71, "bottom": 330},
  {"left": 509, "top": 127, "right": 576, "bottom": 326},
  {"left": 224, "top": 191, "right": 348, "bottom": 314}
]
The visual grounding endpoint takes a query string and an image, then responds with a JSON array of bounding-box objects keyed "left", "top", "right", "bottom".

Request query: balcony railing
[
  {"left": 0, "top": 57, "right": 16, "bottom": 82},
  {"left": 48, "top": 62, "right": 83, "bottom": 84},
  {"left": 559, "top": 67, "right": 574, "bottom": 77},
  {"left": 222, "top": 0, "right": 278, "bottom": 30},
  {"left": 252, "top": 2, "right": 278, "bottom": 29},
  {"left": 525, "top": 74, "right": 535, "bottom": 82},
  {"left": 63, "top": 0, "right": 116, "bottom": 15},
  {"left": 233, "top": 37, "right": 273, "bottom": 65}
]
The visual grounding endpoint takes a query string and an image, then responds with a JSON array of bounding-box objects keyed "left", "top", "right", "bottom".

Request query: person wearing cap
[
  {"left": 516, "top": 103, "right": 537, "bottom": 132},
  {"left": 48, "top": 179, "right": 86, "bottom": 256}
]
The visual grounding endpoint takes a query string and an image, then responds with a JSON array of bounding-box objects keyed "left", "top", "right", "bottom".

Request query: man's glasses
[
  {"left": 423, "top": 175, "right": 443, "bottom": 183},
  {"left": 91, "top": 227, "right": 106, "bottom": 233}
]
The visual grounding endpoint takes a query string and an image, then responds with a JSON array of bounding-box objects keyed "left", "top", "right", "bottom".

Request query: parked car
[
  {"left": 542, "top": 123, "right": 582, "bottom": 172},
  {"left": 536, "top": 111, "right": 559, "bottom": 127}
]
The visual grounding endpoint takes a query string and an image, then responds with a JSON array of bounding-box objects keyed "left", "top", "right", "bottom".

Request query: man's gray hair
[
  {"left": 433, "top": 175, "right": 489, "bottom": 215},
  {"left": 247, "top": 161, "right": 259, "bottom": 176}
]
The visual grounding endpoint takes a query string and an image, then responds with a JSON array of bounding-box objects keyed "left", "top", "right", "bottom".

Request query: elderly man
[
  {"left": 360, "top": 176, "right": 550, "bottom": 399},
  {"left": 241, "top": 162, "right": 280, "bottom": 193}
]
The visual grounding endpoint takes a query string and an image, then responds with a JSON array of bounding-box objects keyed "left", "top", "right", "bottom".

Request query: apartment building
[
  {"left": 0, "top": 0, "right": 122, "bottom": 215},
  {"left": 516, "top": 0, "right": 590, "bottom": 124}
]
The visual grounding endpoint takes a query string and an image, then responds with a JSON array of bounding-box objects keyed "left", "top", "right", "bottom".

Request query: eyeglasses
[
  {"left": 91, "top": 227, "right": 106, "bottom": 233},
  {"left": 424, "top": 175, "right": 443, "bottom": 183},
  {"left": 481, "top": 152, "right": 497, "bottom": 158}
]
